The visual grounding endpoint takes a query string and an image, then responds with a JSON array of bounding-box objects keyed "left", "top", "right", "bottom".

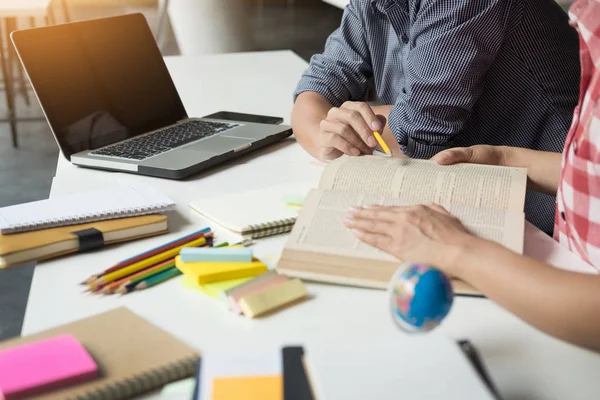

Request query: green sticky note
[
  {"left": 283, "top": 194, "right": 306, "bottom": 206},
  {"left": 182, "top": 275, "right": 251, "bottom": 299}
]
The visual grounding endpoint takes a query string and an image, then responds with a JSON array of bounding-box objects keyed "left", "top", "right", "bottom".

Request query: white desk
[
  {"left": 22, "top": 51, "right": 600, "bottom": 400},
  {"left": 322, "top": 0, "right": 348, "bottom": 9}
]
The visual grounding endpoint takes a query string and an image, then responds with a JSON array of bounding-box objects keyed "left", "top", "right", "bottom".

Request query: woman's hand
[{"left": 344, "top": 204, "right": 477, "bottom": 274}]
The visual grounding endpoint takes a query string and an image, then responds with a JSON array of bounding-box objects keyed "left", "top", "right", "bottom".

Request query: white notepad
[
  {"left": 0, "top": 184, "right": 175, "bottom": 234},
  {"left": 189, "top": 182, "right": 312, "bottom": 238},
  {"left": 304, "top": 334, "right": 496, "bottom": 400}
]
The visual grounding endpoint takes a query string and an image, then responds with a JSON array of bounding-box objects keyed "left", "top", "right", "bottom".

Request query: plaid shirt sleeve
[{"left": 555, "top": 0, "right": 600, "bottom": 269}]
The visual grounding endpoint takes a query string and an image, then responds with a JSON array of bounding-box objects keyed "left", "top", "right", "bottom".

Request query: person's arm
[
  {"left": 433, "top": 145, "right": 563, "bottom": 196},
  {"left": 455, "top": 238, "right": 600, "bottom": 351},
  {"left": 291, "top": 92, "right": 335, "bottom": 159},
  {"left": 345, "top": 205, "right": 600, "bottom": 351},
  {"left": 292, "top": 1, "right": 381, "bottom": 160},
  {"left": 388, "top": 0, "right": 512, "bottom": 159}
]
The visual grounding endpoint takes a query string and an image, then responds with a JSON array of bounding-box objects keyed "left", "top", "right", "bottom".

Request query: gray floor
[{"left": 0, "top": 1, "right": 342, "bottom": 340}]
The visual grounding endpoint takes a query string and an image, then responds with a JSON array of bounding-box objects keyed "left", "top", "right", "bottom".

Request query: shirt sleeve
[
  {"left": 388, "top": 0, "right": 514, "bottom": 158},
  {"left": 293, "top": 0, "right": 373, "bottom": 106}
]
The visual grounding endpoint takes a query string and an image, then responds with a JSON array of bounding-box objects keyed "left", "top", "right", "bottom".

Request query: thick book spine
[
  {"left": 67, "top": 355, "right": 199, "bottom": 400},
  {"left": 241, "top": 218, "right": 296, "bottom": 239}
]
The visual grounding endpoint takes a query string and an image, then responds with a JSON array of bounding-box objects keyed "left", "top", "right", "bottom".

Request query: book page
[
  {"left": 318, "top": 156, "right": 527, "bottom": 211},
  {"left": 285, "top": 189, "right": 524, "bottom": 258}
]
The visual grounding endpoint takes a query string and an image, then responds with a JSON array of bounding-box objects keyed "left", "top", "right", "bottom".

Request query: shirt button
[
  {"left": 401, "top": 34, "right": 408, "bottom": 44},
  {"left": 573, "top": 140, "right": 578, "bottom": 154},
  {"left": 561, "top": 211, "right": 566, "bottom": 221}
]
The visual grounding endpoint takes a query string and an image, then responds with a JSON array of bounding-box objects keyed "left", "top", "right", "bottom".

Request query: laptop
[{"left": 11, "top": 13, "right": 292, "bottom": 179}]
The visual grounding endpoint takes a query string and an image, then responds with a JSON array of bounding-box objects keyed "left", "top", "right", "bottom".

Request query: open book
[{"left": 277, "top": 155, "right": 527, "bottom": 295}]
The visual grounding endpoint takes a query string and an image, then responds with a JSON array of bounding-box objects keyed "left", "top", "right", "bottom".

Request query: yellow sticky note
[
  {"left": 176, "top": 256, "right": 268, "bottom": 284},
  {"left": 213, "top": 376, "right": 282, "bottom": 400},
  {"left": 181, "top": 275, "right": 251, "bottom": 299}
]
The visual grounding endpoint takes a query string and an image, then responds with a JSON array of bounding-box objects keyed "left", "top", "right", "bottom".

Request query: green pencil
[
  {"left": 132, "top": 267, "right": 182, "bottom": 292},
  {"left": 121, "top": 262, "right": 175, "bottom": 287}
]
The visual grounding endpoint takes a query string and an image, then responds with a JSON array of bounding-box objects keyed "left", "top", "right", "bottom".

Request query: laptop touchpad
[{"left": 187, "top": 136, "right": 251, "bottom": 154}]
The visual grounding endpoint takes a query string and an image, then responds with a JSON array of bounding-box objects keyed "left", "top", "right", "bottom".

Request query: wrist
[{"left": 444, "top": 236, "right": 496, "bottom": 279}]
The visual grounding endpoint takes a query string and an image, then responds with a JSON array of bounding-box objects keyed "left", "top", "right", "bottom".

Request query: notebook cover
[
  {"left": 0, "top": 214, "right": 168, "bottom": 268},
  {"left": 188, "top": 182, "right": 311, "bottom": 234},
  {"left": 0, "top": 334, "right": 98, "bottom": 399},
  {"left": 0, "top": 307, "right": 199, "bottom": 400}
]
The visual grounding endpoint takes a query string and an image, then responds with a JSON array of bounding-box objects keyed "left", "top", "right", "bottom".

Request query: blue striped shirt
[{"left": 294, "top": 0, "right": 580, "bottom": 234}]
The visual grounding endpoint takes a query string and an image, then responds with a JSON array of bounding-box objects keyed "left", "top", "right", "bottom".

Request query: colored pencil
[
  {"left": 98, "top": 259, "right": 176, "bottom": 295},
  {"left": 80, "top": 227, "right": 212, "bottom": 284},
  {"left": 93, "top": 239, "right": 213, "bottom": 293},
  {"left": 119, "top": 261, "right": 175, "bottom": 290},
  {"left": 131, "top": 267, "right": 182, "bottom": 292},
  {"left": 116, "top": 242, "right": 230, "bottom": 294},
  {"left": 89, "top": 235, "right": 212, "bottom": 289}
]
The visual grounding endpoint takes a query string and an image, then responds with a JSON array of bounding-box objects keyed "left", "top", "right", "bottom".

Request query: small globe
[{"left": 388, "top": 262, "right": 454, "bottom": 332}]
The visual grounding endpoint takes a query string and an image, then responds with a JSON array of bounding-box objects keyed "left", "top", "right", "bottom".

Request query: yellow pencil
[
  {"left": 373, "top": 131, "right": 391, "bottom": 156},
  {"left": 90, "top": 236, "right": 210, "bottom": 288}
]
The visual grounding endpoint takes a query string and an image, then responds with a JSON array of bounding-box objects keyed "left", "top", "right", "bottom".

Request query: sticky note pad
[
  {"left": 213, "top": 376, "right": 282, "bottom": 400},
  {"left": 199, "top": 349, "right": 283, "bottom": 400},
  {"left": 224, "top": 273, "right": 289, "bottom": 314},
  {"left": 238, "top": 279, "right": 308, "bottom": 318},
  {"left": 181, "top": 275, "right": 251, "bottom": 299},
  {"left": 175, "top": 256, "right": 268, "bottom": 284},
  {"left": 0, "top": 334, "right": 98, "bottom": 399},
  {"left": 179, "top": 247, "right": 253, "bottom": 263}
]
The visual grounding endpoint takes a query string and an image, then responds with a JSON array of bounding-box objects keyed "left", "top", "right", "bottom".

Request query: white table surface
[
  {"left": 21, "top": 50, "right": 600, "bottom": 400},
  {"left": 322, "top": 0, "right": 348, "bottom": 9},
  {"left": 0, "top": 0, "right": 50, "bottom": 17}
]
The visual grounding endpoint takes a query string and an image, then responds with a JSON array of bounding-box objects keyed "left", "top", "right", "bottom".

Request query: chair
[{"left": 0, "top": 0, "right": 70, "bottom": 148}]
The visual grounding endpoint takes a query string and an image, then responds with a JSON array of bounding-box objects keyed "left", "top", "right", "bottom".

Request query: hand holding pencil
[{"left": 317, "top": 101, "right": 388, "bottom": 160}]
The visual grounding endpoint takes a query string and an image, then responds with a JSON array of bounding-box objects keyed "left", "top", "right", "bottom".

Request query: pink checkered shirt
[{"left": 554, "top": 0, "right": 600, "bottom": 268}]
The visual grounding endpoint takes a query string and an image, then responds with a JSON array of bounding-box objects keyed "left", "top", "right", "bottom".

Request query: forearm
[
  {"left": 291, "top": 92, "right": 334, "bottom": 159},
  {"left": 454, "top": 239, "right": 600, "bottom": 351},
  {"left": 502, "top": 147, "right": 562, "bottom": 195}
]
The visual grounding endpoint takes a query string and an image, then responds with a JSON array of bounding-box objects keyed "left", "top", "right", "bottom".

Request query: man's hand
[
  {"left": 432, "top": 145, "right": 508, "bottom": 166},
  {"left": 317, "top": 101, "right": 387, "bottom": 161}
]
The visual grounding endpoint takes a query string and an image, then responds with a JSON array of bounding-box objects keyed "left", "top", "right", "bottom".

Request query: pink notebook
[{"left": 0, "top": 334, "right": 98, "bottom": 399}]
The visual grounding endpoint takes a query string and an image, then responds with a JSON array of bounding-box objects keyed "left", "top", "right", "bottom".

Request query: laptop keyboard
[{"left": 89, "top": 120, "right": 238, "bottom": 161}]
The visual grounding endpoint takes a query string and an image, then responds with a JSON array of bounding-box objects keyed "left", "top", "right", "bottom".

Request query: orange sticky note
[{"left": 213, "top": 375, "right": 282, "bottom": 400}]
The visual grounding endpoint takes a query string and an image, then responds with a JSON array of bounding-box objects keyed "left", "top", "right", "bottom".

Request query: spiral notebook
[
  {"left": 0, "top": 184, "right": 175, "bottom": 234},
  {"left": 189, "top": 183, "right": 312, "bottom": 239},
  {"left": 0, "top": 307, "right": 199, "bottom": 400}
]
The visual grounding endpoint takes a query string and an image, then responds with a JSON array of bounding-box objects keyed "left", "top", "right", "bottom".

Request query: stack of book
[{"left": 0, "top": 184, "right": 175, "bottom": 268}]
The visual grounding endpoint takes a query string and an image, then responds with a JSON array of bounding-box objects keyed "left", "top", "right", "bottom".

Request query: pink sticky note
[{"left": 0, "top": 334, "right": 98, "bottom": 399}]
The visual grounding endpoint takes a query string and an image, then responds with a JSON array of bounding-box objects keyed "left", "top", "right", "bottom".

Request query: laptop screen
[{"left": 12, "top": 13, "right": 188, "bottom": 159}]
